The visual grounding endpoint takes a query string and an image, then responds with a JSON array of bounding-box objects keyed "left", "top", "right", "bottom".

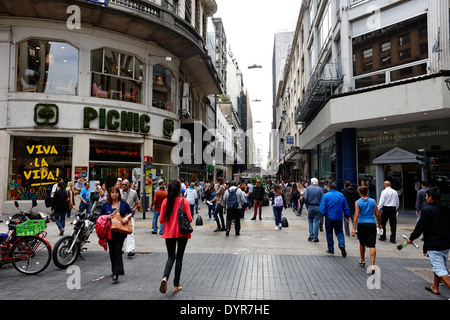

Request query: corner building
[
  {"left": 274, "top": 0, "right": 450, "bottom": 212},
  {"left": 0, "top": 0, "right": 221, "bottom": 213}
]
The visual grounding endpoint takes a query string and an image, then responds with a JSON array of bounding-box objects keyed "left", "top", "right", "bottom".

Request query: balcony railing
[
  {"left": 295, "top": 63, "right": 343, "bottom": 126},
  {"left": 109, "top": 0, "right": 160, "bottom": 18}
]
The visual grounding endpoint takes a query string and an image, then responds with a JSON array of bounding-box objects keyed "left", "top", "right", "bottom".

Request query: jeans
[
  {"left": 344, "top": 211, "right": 355, "bottom": 236},
  {"left": 78, "top": 201, "right": 91, "bottom": 215},
  {"left": 54, "top": 211, "right": 66, "bottom": 231},
  {"left": 195, "top": 198, "right": 199, "bottom": 214},
  {"left": 325, "top": 217, "right": 345, "bottom": 253},
  {"left": 213, "top": 204, "right": 225, "bottom": 229},
  {"left": 152, "top": 211, "right": 164, "bottom": 234},
  {"left": 273, "top": 206, "right": 283, "bottom": 226},
  {"left": 163, "top": 237, "right": 188, "bottom": 287},
  {"left": 208, "top": 204, "right": 216, "bottom": 219},
  {"left": 189, "top": 204, "right": 195, "bottom": 217},
  {"left": 307, "top": 205, "right": 321, "bottom": 241}
]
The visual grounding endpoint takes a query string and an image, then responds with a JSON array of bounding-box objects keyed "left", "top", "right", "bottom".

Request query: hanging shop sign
[{"left": 83, "top": 107, "right": 150, "bottom": 134}]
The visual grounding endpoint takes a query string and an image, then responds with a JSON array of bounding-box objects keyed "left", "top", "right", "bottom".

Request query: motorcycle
[{"left": 52, "top": 211, "right": 98, "bottom": 269}]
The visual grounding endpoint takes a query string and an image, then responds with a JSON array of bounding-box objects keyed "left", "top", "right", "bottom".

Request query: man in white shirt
[{"left": 378, "top": 181, "right": 399, "bottom": 243}]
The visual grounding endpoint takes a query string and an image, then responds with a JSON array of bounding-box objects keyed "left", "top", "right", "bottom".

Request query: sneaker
[
  {"left": 274, "top": 226, "right": 280, "bottom": 230},
  {"left": 127, "top": 251, "right": 136, "bottom": 257},
  {"left": 251, "top": 217, "right": 256, "bottom": 220}
]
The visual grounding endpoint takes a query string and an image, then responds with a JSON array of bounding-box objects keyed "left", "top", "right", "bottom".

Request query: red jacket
[{"left": 159, "top": 197, "right": 192, "bottom": 239}]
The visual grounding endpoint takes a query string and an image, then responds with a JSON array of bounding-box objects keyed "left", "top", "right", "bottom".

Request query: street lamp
[{"left": 248, "top": 64, "right": 262, "bottom": 69}]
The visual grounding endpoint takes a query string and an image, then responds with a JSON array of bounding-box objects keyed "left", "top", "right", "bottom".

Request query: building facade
[
  {"left": 273, "top": 0, "right": 450, "bottom": 212},
  {"left": 0, "top": 0, "right": 222, "bottom": 213}
]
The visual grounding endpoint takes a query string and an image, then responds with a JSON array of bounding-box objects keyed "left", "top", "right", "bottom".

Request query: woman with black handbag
[{"left": 159, "top": 180, "right": 192, "bottom": 294}]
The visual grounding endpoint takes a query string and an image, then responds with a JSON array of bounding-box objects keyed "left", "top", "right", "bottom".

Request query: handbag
[
  {"left": 67, "top": 191, "right": 73, "bottom": 210},
  {"left": 178, "top": 198, "right": 193, "bottom": 234},
  {"left": 110, "top": 206, "right": 133, "bottom": 234}
]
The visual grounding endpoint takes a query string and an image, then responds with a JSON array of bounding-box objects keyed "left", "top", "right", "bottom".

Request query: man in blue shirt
[
  {"left": 78, "top": 181, "right": 92, "bottom": 215},
  {"left": 304, "top": 178, "right": 324, "bottom": 242},
  {"left": 320, "top": 181, "right": 350, "bottom": 257}
]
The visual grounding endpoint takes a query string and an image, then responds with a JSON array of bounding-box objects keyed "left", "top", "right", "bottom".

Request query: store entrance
[
  {"left": 89, "top": 162, "right": 142, "bottom": 190},
  {"left": 384, "top": 164, "right": 419, "bottom": 213}
]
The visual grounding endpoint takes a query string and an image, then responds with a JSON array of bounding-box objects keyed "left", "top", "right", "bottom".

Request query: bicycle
[{"left": 0, "top": 200, "right": 52, "bottom": 275}]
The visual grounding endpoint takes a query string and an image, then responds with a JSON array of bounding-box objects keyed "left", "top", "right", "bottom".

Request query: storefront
[{"left": 358, "top": 118, "right": 450, "bottom": 211}]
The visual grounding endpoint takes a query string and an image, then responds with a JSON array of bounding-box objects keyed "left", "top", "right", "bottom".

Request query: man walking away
[
  {"left": 304, "top": 178, "right": 323, "bottom": 242},
  {"left": 224, "top": 181, "right": 246, "bottom": 236},
  {"left": 151, "top": 181, "right": 168, "bottom": 235},
  {"left": 341, "top": 181, "right": 360, "bottom": 236},
  {"left": 415, "top": 181, "right": 429, "bottom": 222},
  {"left": 378, "top": 181, "right": 399, "bottom": 243},
  {"left": 408, "top": 187, "right": 450, "bottom": 295},
  {"left": 320, "top": 181, "right": 351, "bottom": 256}
]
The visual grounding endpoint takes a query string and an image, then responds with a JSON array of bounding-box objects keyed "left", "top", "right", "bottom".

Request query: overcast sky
[{"left": 214, "top": 0, "right": 301, "bottom": 167}]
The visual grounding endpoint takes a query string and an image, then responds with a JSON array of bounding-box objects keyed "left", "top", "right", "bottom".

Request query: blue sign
[
  {"left": 85, "top": 0, "right": 108, "bottom": 6},
  {"left": 286, "top": 136, "right": 294, "bottom": 144}
]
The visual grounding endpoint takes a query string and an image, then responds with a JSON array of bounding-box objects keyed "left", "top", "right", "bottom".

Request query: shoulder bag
[
  {"left": 178, "top": 198, "right": 193, "bottom": 235},
  {"left": 67, "top": 190, "right": 73, "bottom": 210},
  {"left": 110, "top": 204, "right": 133, "bottom": 234}
]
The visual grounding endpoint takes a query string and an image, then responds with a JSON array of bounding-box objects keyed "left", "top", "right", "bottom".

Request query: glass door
[{"left": 384, "top": 164, "right": 404, "bottom": 212}]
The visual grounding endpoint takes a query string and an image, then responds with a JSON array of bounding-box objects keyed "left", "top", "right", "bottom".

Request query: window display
[{"left": 8, "top": 136, "right": 72, "bottom": 200}]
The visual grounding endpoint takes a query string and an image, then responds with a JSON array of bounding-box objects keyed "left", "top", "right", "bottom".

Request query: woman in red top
[{"left": 159, "top": 180, "right": 192, "bottom": 294}]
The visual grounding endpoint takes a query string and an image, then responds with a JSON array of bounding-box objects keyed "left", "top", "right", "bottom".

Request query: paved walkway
[{"left": 1, "top": 202, "right": 448, "bottom": 305}]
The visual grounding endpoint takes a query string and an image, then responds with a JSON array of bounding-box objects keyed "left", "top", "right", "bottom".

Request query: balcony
[
  {"left": 295, "top": 63, "right": 343, "bottom": 126},
  {"left": 0, "top": 0, "right": 221, "bottom": 94}
]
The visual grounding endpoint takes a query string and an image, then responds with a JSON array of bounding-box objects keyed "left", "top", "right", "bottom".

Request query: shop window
[
  {"left": 152, "top": 65, "right": 177, "bottom": 113},
  {"left": 352, "top": 14, "right": 428, "bottom": 88},
  {"left": 8, "top": 136, "right": 72, "bottom": 201},
  {"left": 16, "top": 39, "right": 78, "bottom": 95},
  {"left": 90, "top": 49, "right": 144, "bottom": 104},
  {"left": 89, "top": 140, "right": 141, "bottom": 189}
]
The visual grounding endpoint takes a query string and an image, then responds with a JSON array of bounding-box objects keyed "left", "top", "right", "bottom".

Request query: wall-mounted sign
[
  {"left": 83, "top": 107, "right": 150, "bottom": 134},
  {"left": 286, "top": 136, "right": 294, "bottom": 144},
  {"left": 34, "top": 103, "right": 59, "bottom": 126}
]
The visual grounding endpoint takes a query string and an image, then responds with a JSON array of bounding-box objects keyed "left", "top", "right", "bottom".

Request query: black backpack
[{"left": 44, "top": 188, "right": 54, "bottom": 208}]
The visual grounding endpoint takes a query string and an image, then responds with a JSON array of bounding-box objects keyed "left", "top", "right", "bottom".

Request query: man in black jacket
[
  {"left": 408, "top": 187, "right": 450, "bottom": 295},
  {"left": 341, "top": 181, "right": 360, "bottom": 236},
  {"left": 251, "top": 180, "right": 266, "bottom": 220}
]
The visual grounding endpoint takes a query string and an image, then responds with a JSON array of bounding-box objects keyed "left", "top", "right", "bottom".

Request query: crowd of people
[{"left": 47, "top": 174, "right": 449, "bottom": 296}]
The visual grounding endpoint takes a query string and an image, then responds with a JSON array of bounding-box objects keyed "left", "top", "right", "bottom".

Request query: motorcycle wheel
[{"left": 52, "top": 235, "right": 80, "bottom": 269}]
